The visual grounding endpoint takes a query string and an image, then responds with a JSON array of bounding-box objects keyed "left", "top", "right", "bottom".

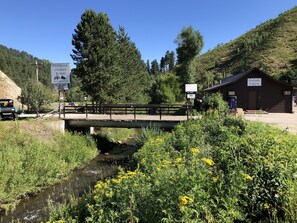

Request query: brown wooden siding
[{"left": 207, "top": 69, "right": 293, "bottom": 113}]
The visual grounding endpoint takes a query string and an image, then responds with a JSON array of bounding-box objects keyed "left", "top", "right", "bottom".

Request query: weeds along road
[{"left": 244, "top": 113, "right": 297, "bottom": 134}]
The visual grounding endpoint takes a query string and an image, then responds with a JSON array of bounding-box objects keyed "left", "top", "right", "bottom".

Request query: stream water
[{"left": 0, "top": 143, "right": 137, "bottom": 223}]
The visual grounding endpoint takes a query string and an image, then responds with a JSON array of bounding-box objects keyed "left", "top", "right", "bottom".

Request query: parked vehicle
[{"left": 0, "top": 99, "right": 18, "bottom": 120}]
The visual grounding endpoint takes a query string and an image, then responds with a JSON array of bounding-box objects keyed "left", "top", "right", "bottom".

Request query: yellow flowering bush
[
  {"left": 48, "top": 117, "right": 297, "bottom": 222},
  {"left": 201, "top": 157, "right": 214, "bottom": 166},
  {"left": 190, "top": 147, "right": 200, "bottom": 154},
  {"left": 242, "top": 173, "right": 253, "bottom": 181}
]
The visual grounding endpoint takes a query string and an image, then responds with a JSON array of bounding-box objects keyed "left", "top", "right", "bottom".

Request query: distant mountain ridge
[{"left": 195, "top": 6, "right": 297, "bottom": 79}]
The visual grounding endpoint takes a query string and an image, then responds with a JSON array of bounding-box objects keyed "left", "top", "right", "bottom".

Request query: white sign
[
  {"left": 247, "top": 78, "right": 262, "bottom": 86},
  {"left": 185, "top": 84, "right": 197, "bottom": 92},
  {"left": 54, "top": 83, "right": 69, "bottom": 91},
  {"left": 51, "top": 63, "right": 71, "bottom": 84},
  {"left": 187, "top": 93, "right": 196, "bottom": 99}
]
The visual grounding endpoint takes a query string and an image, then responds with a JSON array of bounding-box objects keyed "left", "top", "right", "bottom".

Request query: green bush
[
  {"left": 48, "top": 116, "right": 297, "bottom": 222},
  {"left": 0, "top": 122, "right": 97, "bottom": 212},
  {"left": 202, "top": 92, "right": 229, "bottom": 117}
]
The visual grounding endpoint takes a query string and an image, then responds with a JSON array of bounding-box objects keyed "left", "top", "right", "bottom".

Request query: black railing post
[
  {"left": 159, "top": 107, "right": 162, "bottom": 120},
  {"left": 186, "top": 103, "right": 189, "bottom": 120},
  {"left": 86, "top": 103, "right": 88, "bottom": 119},
  {"left": 134, "top": 107, "right": 136, "bottom": 120},
  {"left": 110, "top": 107, "right": 112, "bottom": 120}
]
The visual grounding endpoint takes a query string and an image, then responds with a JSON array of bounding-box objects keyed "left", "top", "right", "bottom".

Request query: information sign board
[
  {"left": 185, "top": 84, "right": 197, "bottom": 92},
  {"left": 247, "top": 78, "right": 262, "bottom": 86},
  {"left": 54, "top": 83, "right": 69, "bottom": 91},
  {"left": 187, "top": 93, "right": 196, "bottom": 99},
  {"left": 51, "top": 63, "right": 71, "bottom": 84}
]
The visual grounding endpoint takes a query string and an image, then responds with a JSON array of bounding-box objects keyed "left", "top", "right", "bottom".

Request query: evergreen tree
[
  {"left": 151, "top": 60, "right": 159, "bottom": 76},
  {"left": 164, "top": 50, "right": 170, "bottom": 71},
  {"left": 146, "top": 60, "right": 151, "bottom": 74},
  {"left": 71, "top": 10, "right": 121, "bottom": 104},
  {"left": 160, "top": 57, "right": 165, "bottom": 72},
  {"left": 168, "top": 51, "right": 175, "bottom": 70},
  {"left": 116, "top": 26, "right": 152, "bottom": 103}
]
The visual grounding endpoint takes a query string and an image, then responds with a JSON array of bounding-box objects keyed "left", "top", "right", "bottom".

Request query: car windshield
[{"left": 0, "top": 100, "right": 13, "bottom": 107}]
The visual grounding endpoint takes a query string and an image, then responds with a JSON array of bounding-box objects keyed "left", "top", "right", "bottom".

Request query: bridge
[{"left": 62, "top": 103, "right": 194, "bottom": 133}]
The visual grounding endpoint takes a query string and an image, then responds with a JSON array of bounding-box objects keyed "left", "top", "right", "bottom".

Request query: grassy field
[{"left": 0, "top": 120, "right": 98, "bottom": 213}]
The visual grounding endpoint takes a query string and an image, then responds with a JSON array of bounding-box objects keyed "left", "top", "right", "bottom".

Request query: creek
[{"left": 0, "top": 143, "right": 137, "bottom": 223}]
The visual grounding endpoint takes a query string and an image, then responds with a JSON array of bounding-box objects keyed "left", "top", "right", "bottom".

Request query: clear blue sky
[{"left": 1, "top": 0, "right": 296, "bottom": 68}]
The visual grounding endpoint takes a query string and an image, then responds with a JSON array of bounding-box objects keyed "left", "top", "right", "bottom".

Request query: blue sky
[{"left": 0, "top": 0, "right": 296, "bottom": 68}]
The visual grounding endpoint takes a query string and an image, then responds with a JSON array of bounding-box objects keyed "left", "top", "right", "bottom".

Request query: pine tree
[
  {"left": 168, "top": 51, "right": 175, "bottom": 70},
  {"left": 151, "top": 60, "right": 160, "bottom": 76},
  {"left": 71, "top": 10, "right": 121, "bottom": 104},
  {"left": 146, "top": 60, "right": 151, "bottom": 74},
  {"left": 160, "top": 57, "right": 165, "bottom": 72},
  {"left": 116, "top": 26, "right": 152, "bottom": 103}
]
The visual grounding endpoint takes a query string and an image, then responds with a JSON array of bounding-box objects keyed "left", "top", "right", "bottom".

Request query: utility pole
[
  {"left": 35, "top": 60, "right": 39, "bottom": 82},
  {"left": 32, "top": 60, "right": 42, "bottom": 82}
]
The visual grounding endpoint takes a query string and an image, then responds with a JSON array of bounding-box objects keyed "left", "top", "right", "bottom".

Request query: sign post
[
  {"left": 51, "top": 63, "right": 71, "bottom": 118},
  {"left": 185, "top": 84, "right": 198, "bottom": 119}
]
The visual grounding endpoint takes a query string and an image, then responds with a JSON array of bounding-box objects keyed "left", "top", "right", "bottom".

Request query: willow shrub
[
  {"left": 0, "top": 122, "right": 97, "bottom": 211},
  {"left": 48, "top": 116, "right": 297, "bottom": 223}
]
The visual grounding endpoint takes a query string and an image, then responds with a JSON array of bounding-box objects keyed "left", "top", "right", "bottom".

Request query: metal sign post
[
  {"left": 185, "top": 84, "right": 198, "bottom": 119},
  {"left": 51, "top": 63, "right": 71, "bottom": 119}
]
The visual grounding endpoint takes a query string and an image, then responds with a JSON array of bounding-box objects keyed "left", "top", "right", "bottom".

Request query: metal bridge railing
[{"left": 63, "top": 103, "right": 193, "bottom": 120}]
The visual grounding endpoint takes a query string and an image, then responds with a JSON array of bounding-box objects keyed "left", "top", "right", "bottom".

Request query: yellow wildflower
[
  {"left": 127, "top": 170, "right": 137, "bottom": 176},
  {"left": 95, "top": 182, "right": 107, "bottom": 190},
  {"left": 105, "top": 190, "right": 113, "bottom": 198},
  {"left": 263, "top": 203, "right": 270, "bottom": 209},
  {"left": 212, "top": 177, "right": 219, "bottom": 182},
  {"left": 178, "top": 195, "right": 194, "bottom": 211},
  {"left": 190, "top": 148, "right": 200, "bottom": 154},
  {"left": 201, "top": 158, "right": 214, "bottom": 166},
  {"left": 162, "top": 160, "right": 170, "bottom": 165},
  {"left": 94, "top": 195, "right": 100, "bottom": 200},
  {"left": 112, "top": 178, "right": 122, "bottom": 184},
  {"left": 242, "top": 173, "right": 253, "bottom": 181},
  {"left": 175, "top": 157, "right": 182, "bottom": 163}
]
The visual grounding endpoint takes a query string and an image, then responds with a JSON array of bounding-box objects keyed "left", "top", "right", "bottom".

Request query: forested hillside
[
  {"left": 0, "top": 45, "right": 51, "bottom": 88},
  {"left": 194, "top": 6, "right": 297, "bottom": 87}
]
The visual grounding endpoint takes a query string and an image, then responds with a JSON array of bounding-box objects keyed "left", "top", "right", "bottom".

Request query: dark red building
[{"left": 203, "top": 68, "right": 295, "bottom": 113}]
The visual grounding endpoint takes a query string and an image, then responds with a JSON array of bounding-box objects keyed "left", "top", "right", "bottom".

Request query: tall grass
[{"left": 0, "top": 121, "right": 97, "bottom": 212}]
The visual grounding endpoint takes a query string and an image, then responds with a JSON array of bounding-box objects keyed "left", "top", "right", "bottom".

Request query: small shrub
[{"left": 202, "top": 92, "right": 229, "bottom": 116}]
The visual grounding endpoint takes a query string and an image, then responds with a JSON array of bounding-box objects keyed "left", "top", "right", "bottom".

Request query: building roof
[{"left": 203, "top": 67, "right": 294, "bottom": 92}]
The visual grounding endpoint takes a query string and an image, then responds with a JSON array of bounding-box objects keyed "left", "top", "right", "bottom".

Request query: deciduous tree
[
  {"left": 175, "top": 26, "right": 203, "bottom": 87},
  {"left": 19, "top": 81, "right": 53, "bottom": 115}
]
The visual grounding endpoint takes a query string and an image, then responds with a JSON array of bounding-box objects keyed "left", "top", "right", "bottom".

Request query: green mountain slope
[
  {"left": 195, "top": 6, "right": 297, "bottom": 81},
  {"left": 0, "top": 45, "right": 51, "bottom": 88}
]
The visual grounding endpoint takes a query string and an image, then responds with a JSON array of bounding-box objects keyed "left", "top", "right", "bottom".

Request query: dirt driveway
[{"left": 244, "top": 113, "right": 297, "bottom": 135}]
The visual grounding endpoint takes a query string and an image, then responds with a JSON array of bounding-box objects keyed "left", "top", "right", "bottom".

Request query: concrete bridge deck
[{"left": 64, "top": 114, "right": 191, "bottom": 132}]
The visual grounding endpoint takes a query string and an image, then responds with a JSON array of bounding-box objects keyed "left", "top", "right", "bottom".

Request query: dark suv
[{"left": 0, "top": 99, "right": 18, "bottom": 120}]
